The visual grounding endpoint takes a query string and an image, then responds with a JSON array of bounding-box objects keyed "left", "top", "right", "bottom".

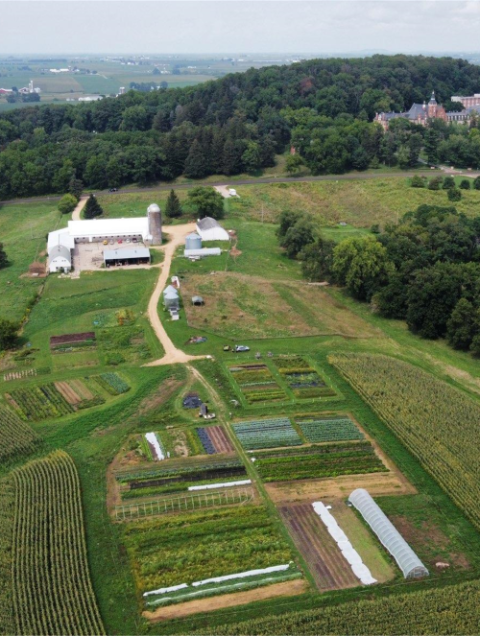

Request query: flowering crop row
[
  {"left": 0, "top": 404, "right": 39, "bottom": 461},
  {"left": 11, "top": 450, "right": 104, "bottom": 635},
  {"left": 331, "top": 353, "right": 480, "bottom": 532},
  {"left": 7, "top": 384, "right": 74, "bottom": 421}
]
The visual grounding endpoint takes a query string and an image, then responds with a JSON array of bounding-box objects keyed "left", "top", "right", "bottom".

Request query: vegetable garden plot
[
  {"left": 91, "top": 372, "right": 130, "bottom": 395},
  {"left": 279, "top": 503, "right": 359, "bottom": 591},
  {"left": 122, "top": 505, "right": 298, "bottom": 606},
  {"left": 232, "top": 417, "right": 302, "bottom": 450},
  {"left": 49, "top": 331, "right": 96, "bottom": 353},
  {"left": 296, "top": 416, "right": 364, "bottom": 443},
  {"left": 273, "top": 356, "right": 336, "bottom": 398},
  {"left": 254, "top": 442, "right": 387, "bottom": 482},
  {"left": 6, "top": 377, "right": 105, "bottom": 421},
  {"left": 229, "top": 364, "right": 287, "bottom": 404},
  {"left": 197, "top": 426, "right": 234, "bottom": 454},
  {"left": 7, "top": 384, "right": 75, "bottom": 421}
]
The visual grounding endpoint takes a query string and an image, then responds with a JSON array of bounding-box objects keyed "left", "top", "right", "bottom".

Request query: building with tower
[{"left": 375, "top": 91, "right": 480, "bottom": 131}]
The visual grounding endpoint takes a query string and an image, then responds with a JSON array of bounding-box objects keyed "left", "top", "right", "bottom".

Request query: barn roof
[
  {"left": 49, "top": 245, "right": 72, "bottom": 263},
  {"left": 68, "top": 217, "right": 149, "bottom": 239},
  {"left": 104, "top": 247, "right": 150, "bottom": 261}
]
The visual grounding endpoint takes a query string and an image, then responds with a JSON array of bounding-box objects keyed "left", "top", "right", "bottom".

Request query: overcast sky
[{"left": 1, "top": 1, "right": 480, "bottom": 55}]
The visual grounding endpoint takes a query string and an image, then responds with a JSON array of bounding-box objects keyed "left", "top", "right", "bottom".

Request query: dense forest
[
  {"left": 3, "top": 55, "right": 480, "bottom": 198},
  {"left": 283, "top": 203, "right": 480, "bottom": 356}
]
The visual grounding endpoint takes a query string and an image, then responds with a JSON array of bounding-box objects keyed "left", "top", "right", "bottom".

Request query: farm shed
[
  {"left": 184, "top": 248, "right": 221, "bottom": 257},
  {"left": 196, "top": 217, "right": 230, "bottom": 241},
  {"left": 348, "top": 488, "right": 429, "bottom": 579},
  {"left": 185, "top": 232, "right": 202, "bottom": 250},
  {"left": 48, "top": 245, "right": 72, "bottom": 273},
  {"left": 192, "top": 296, "right": 204, "bottom": 306},
  {"left": 104, "top": 247, "right": 151, "bottom": 267}
]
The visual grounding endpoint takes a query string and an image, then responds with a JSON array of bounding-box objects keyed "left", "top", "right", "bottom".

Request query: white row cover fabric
[
  {"left": 188, "top": 480, "right": 251, "bottom": 491},
  {"left": 144, "top": 583, "right": 188, "bottom": 597},
  {"left": 312, "top": 502, "right": 377, "bottom": 586},
  {"left": 348, "top": 488, "right": 429, "bottom": 579},
  {"left": 143, "top": 564, "right": 291, "bottom": 598},
  {"left": 144, "top": 432, "right": 165, "bottom": 460},
  {"left": 184, "top": 248, "right": 222, "bottom": 257},
  {"left": 192, "top": 564, "right": 291, "bottom": 587}
]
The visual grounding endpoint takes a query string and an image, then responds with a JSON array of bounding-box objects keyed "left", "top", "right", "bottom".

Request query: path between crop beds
[{"left": 145, "top": 222, "right": 208, "bottom": 367}]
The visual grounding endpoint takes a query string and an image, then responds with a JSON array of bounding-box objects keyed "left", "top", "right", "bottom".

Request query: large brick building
[{"left": 374, "top": 91, "right": 480, "bottom": 130}]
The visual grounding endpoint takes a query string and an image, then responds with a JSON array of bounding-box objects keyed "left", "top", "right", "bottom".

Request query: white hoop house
[{"left": 348, "top": 488, "right": 429, "bottom": 579}]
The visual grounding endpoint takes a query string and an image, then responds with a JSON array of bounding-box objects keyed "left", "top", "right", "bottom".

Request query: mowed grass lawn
[
  {"left": 229, "top": 178, "right": 480, "bottom": 227},
  {"left": 0, "top": 201, "right": 67, "bottom": 322}
]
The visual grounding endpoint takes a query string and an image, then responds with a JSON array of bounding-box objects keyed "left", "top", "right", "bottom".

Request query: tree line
[
  {"left": 279, "top": 204, "right": 480, "bottom": 356},
  {"left": 3, "top": 55, "right": 480, "bottom": 198}
]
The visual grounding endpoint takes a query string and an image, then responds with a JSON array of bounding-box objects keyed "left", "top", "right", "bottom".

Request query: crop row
[
  {"left": 331, "top": 353, "right": 480, "bottom": 533},
  {"left": 122, "top": 505, "right": 295, "bottom": 595},
  {"left": 233, "top": 418, "right": 302, "bottom": 450},
  {"left": 7, "top": 384, "right": 75, "bottom": 421},
  {"left": 0, "top": 404, "right": 39, "bottom": 462},
  {"left": 115, "top": 457, "right": 244, "bottom": 482},
  {"left": 91, "top": 373, "right": 130, "bottom": 395},
  {"left": 254, "top": 442, "right": 386, "bottom": 482},
  {"left": 0, "top": 476, "right": 15, "bottom": 634},
  {"left": 11, "top": 450, "right": 104, "bottom": 635},
  {"left": 297, "top": 417, "right": 364, "bottom": 443}
]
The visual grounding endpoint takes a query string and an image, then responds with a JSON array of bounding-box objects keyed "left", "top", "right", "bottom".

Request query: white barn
[
  {"left": 196, "top": 217, "right": 229, "bottom": 242},
  {"left": 49, "top": 245, "right": 72, "bottom": 273}
]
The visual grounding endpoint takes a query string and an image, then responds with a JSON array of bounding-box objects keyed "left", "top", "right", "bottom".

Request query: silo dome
[
  {"left": 185, "top": 232, "right": 202, "bottom": 251},
  {"left": 147, "top": 203, "right": 161, "bottom": 214}
]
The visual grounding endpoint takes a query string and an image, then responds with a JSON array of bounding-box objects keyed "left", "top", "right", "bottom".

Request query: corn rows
[
  {"left": 11, "top": 450, "right": 104, "bottom": 635},
  {"left": 0, "top": 404, "right": 39, "bottom": 461},
  {"left": 0, "top": 477, "right": 15, "bottom": 635},
  {"left": 331, "top": 353, "right": 480, "bottom": 531}
]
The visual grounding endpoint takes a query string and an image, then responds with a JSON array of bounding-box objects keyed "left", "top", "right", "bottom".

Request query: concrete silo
[
  {"left": 147, "top": 203, "right": 162, "bottom": 245},
  {"left": 185, "top": 232, "right": 202, "bottom": 251}
]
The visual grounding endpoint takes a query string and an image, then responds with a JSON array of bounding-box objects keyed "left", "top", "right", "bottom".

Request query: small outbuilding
[
  {"left": 163, "top": 285, "right": 180, "bottom": 309},
  {"left": 184, "top": 248, "right": 221, "bottom": 258},
  {"left": 196, "top": 217, "right": 229, "bottom": 242},
  {"left": 192, "top": 296, "right": 204, "bottom": 306},
  {"left": 104, "top": 247, "right": 151, "bottom": 267},
  {"left": 49, "top": 245, "right": 72, "bottom": 273}
]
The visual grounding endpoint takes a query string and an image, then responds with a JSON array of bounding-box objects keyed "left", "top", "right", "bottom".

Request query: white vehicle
[{"left": 228, "top": 188, "right": 237, "bottom": 197}]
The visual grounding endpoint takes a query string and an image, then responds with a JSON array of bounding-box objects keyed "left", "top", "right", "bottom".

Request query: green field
[{"left": 2, "top": 175, "right": 480, "bottom": 635}]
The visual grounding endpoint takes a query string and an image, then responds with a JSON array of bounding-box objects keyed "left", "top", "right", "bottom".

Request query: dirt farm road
[
  {"left": 145, "top": 222, "right": 207, "bottom": 366},
  {"left": 71, "top": 196, "right": 88, "bottom": 220}
]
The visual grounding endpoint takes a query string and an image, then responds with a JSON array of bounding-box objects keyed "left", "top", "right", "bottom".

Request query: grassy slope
[{"left": 0, "top": 201, "right": 66, "bottom": 323}]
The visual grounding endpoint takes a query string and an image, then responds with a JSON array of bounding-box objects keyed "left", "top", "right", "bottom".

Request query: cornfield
[
  {"left": 0, "top": 404, "right": 39, "bottom": 461},
  {"left": 11, "top": 450, "right": 105, "bottom": 635},
  {"left": 331, "top": 353, "right": 480, "bottom": 531},
  {"left": 0, "top": 477, "right": 14, "bottom": 635},
  {"left": 199, "top": 579, "right": 480, "bottom": 635}
]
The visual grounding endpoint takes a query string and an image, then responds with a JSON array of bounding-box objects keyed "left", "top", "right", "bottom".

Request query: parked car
[
  {"left": 234, "top": 345, "right": 250, "bottom": 352},
  {"left": 118, "top": 239, "right": 123, "bottom": 244},
  {"left": 109, "top": 187, "right": 118, "bottom": 192}
]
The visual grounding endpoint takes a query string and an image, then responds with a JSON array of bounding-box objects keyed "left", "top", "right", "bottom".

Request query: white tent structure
[
  {"left": 196, "top": 217, "right": 229, "bottom": 242},
  {"left": 348, "top": 488, "right": 429, "bottom": 579},
  {"left": 48, "top": 245, "right": 72, "bottom": 273}
]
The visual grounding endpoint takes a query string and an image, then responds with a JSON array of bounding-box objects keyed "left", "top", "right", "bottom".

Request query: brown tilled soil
[
  {"left": 69, "top": 379, "right": 94, "bottom": 400},
  {"left": 280, "top": 503, "right": 358, "bottom": 591},
  {"left": 54, "top": 381, "right": 82, "bottom": 405},
  {"left": 205, "top": 425, "right": 234, "bottom": 453},
  {"left": 143, "top": 579, "right": 309, "bottom": 622}
]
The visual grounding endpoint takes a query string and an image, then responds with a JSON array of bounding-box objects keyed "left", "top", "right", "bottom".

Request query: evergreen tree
[
  {"left": 474, "top": 176, "right": 480, "bottom": 191},
  {"left": 165, "top": 189, "right": 182, "bottom": 219},
  {"left": 424, "top": 128, "right": 439, "bottom": 165},
  {"left": 443, "top": 175, "right": 455, "bottom": 189},
  {"left": 0, "top": 319, "right": 18, "bottom": 350},
  {"left": 83, "top": 193, "right": 103, "bottom": 219},
  {"left": 460, "top": 179, "right": 471, "bottom": 190},
  {"left": 211, "top": 129, "right": 226, "bottom": 174},
  {"left": 448, "top": 187, "right": 462, "bottom": 202}
]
